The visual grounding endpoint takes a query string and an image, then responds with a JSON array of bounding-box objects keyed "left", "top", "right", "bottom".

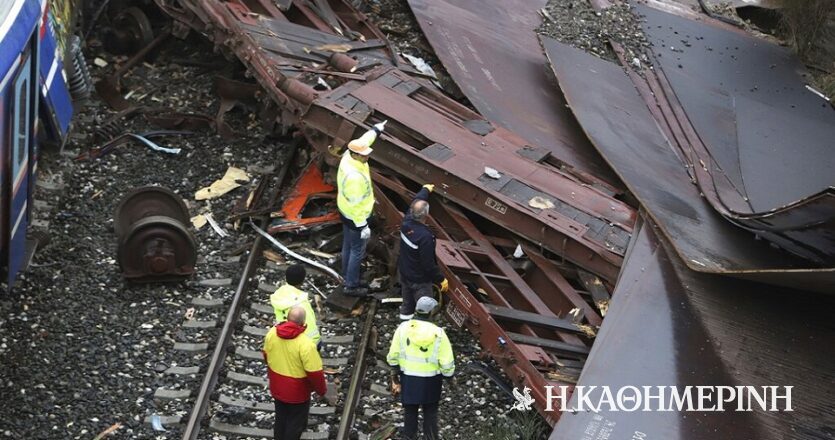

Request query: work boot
[{"left": 343, "top": 286, "right": 369, "bottom": 297}]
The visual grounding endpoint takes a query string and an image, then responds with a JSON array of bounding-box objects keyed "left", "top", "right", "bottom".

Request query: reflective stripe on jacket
[
  {"left": 263, "top": 321, "right": 327, "bottom": 403},
  {"left": 270, "top": 284, "right": 320, "bottom": 344},
  {"left": 398, "top": 187, "right": 444, "bottom": 285},
  {"left": 387, "top": 319, "right": 455, "bottom": 378},
  {"left": 336, "top": 150, "right": 374, "bottom": 228}
]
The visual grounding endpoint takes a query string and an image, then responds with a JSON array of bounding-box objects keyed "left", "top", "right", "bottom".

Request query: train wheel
[
  {"left": 106, "top": 7, "right": 154, "bottom": 54},
  {"left": 114, "top": 186, "right": 190, "bottom": 237},
  {"left": 117, "top": 215, "right": 197, "bottom": 282}
]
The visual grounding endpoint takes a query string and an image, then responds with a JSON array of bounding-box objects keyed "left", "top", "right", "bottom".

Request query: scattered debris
[
  {"left": 483, "top": 167, "right": 502, "bottom": 179},
  {"left": 528, "top": 196, "right": 555, "bottom": 210},
  {"left": 316, "top": 77, "right": 332, "bottom": 90},
  {"left": 92, "top": 423, "right": 122, "bottom": 439},
  {"left": 250, "top": 221, "right": 343, "bottom": 281},
  {"left": 195, "top": 167, "right": 250, "bottom": 201},
  {"left": 263, "top": 249, "right": 286, "bottom": 264},
  {"left": 205, "top": 213, "right": 229, "bottom": 238},
  {"left": 150, "top": 415, "right": 167, "bottom": 432},
  {"left": 805, "top": 84, "right": 832, "bottom": 101},
  {"left": 95, "top": 30, "right": 171, "bottom": 110},
  {"left": 368, "top": 423, "right": 397, "bottom": 440},
  {"left": 306, "top": 279, "right": 328, "bottom": 300},
  {"left": 127, "top": 133, "right": 182, "bottom": 155},
  {"left": 190, "top": 214, "right": 208, "bottom": 229},
  {"left": 315, "top": 43, "right": 354, "bottom": 53},
  {"left": 305, "top": 248, "right": 337, "bottom": 260},
  {"left": 80, "top": 130, "right": 190, "bottom": 160},
  {"left": 402, "top": 53, "right": 438, "bottom": 80},
  {"left": 268, "top": 161, "right": 340, "bottom": 233},
  {"left": 369, "top": 276, "right": 389, "bottom": 290}
]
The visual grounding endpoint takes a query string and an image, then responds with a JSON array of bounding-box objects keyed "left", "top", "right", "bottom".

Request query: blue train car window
[
  {"left": 12, "top": 55, "right": 31, "bottom": 182},
  {"left": 18, "top": 75, "right": 28, "bottom": 160}
]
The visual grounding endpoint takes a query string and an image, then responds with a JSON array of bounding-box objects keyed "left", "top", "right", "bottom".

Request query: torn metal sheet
[
  {"left": 551, "top": 215, "right": 835, "bottom": 439},
  {"left": 637, "top": 4, "right": 835, "bottom": 262},
  {"left": 541, "top": 37, "right": 833, "bottom": 292},
  {"left": 268, "top": 160, "right": 340, "bottom": 233},
  {"left": 303, "top": 67, "right": 635, "bottom": 283},
  {"left": 406, "top": 0, "right": 620, "bottom": 188},
  {"left": 638, "top": 3, "right": 835, "bottom": 211}
]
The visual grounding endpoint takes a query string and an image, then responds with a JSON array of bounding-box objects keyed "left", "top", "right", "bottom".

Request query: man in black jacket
[{"left": 397, "top": 184, "right": 448, "bottom": 320}]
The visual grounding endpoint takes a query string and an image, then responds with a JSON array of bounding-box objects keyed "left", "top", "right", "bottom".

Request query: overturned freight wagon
[{"left": 150, "top": 0, "right": 835, "bottom": 438}]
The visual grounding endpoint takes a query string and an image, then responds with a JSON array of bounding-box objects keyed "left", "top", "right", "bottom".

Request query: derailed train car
[
  {"left": 1, "top": 0, "right": 76, "bottom": 291},
  {"left": 128, "top": 0, "right": 835, "bottom": 437}
]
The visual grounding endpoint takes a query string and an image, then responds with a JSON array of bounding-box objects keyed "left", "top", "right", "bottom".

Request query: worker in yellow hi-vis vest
[
  {"left": 337, "top": 120, "right": 386, "bottom": 297},
  {"left": 270, "top": 264, "right": 320, "bottom": 347},
  {"left": 387, "top": 296, "right": 455, "bottom": 440}
]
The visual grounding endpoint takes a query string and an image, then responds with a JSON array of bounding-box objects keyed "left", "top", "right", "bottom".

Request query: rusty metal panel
[
  {"left": 304, "top": 67, "right": 635, "bottom": 282},
  {"left": 406, "top": 0, "right": 620, "bottom": 186},
  {"left": 552, "top": 215, "right": 835, "bottom": 439},
  {"left": 540, "top": 37, "right": 835, "bottom": 291},
  {"left": 639, "top": 4, "right": 835, "bottom": 213},
  {"left": 635, "top": 5, "right": 835, "bottom": 263}
]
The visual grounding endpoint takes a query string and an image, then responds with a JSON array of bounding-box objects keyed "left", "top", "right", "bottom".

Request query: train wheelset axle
[{"left": 115, "top": 186, "right": 197, "bottom": 283}]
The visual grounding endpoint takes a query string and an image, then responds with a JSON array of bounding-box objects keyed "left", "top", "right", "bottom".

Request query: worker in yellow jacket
[
  {"left": 270, "top": 264, "right": 320, "bottom": 346},
  {"left": 263, "top": 306, "right": 328, "bottom": 440},
  {"left": 387, "top": 296, "right": 455, "bottom": 440},
  {"left": 337, "top": 120, "right": 386, "bottom": 297}
]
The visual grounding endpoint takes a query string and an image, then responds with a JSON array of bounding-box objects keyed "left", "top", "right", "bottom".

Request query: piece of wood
[{"left": 577, "top": 269, "right": 610, "bottom": 316}]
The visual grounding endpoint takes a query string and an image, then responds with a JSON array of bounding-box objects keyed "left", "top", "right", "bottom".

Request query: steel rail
[
  {"left": 181, "top": 141, "right": 299, "bottom": 439},
  {"left": 335, "top": 299, "right": 378, "bottom": 440}
]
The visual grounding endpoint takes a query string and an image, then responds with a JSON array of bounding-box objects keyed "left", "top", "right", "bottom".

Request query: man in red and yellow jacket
[{"left": 263, "top": 306, "right": 327, "bottom": 440}]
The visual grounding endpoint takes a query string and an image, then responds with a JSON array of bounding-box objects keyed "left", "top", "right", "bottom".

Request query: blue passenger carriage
[{"left": 1, "top": 0, "right": 75, "bottom": 290}]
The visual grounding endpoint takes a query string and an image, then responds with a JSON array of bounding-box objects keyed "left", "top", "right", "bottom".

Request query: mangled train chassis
[{"left": 153, "top": 0, "right": 634, "bottom": 425}]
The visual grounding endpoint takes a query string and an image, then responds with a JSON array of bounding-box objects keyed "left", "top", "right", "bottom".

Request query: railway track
[{"left": 143, "top": 148, "right": 394, "bottom": 439}]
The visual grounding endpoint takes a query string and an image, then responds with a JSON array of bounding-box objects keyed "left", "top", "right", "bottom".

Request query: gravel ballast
[
  {"left": 0, "top": 30, "right": 533, "bottom": 440},
  {"left": 0, "top": 34, "right": 282, "bottom": 438}
]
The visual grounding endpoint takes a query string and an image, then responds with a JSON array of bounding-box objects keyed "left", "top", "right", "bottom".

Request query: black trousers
[
  {"left": 274, "top": 399, "right": 310, "bottom": 440},
  {"left": 403, "top": 402, "right": 439, "bottom": 440}
]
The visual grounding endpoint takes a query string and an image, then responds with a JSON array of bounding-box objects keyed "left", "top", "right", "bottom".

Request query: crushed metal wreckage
[{"left": 152, "top": 0, "right": 834, "bottom": 437}]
